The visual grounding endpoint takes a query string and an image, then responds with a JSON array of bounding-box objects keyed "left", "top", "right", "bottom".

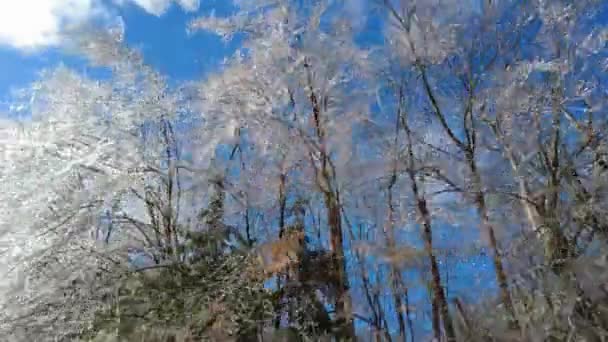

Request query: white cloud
[
  {"left": 124, "top": 0, "right": 199, "bottom": 16},
  {"left": 177, "top": 0, "right": 200, "bottom": 12},
  {"left": 0, "top": 0, "right": 102, "bottom": 50},
  {"left": 0, "top": 0, "right": 199, "bottom": 51}
]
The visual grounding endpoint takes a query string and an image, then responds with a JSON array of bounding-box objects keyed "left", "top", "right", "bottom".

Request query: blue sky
[
  {"left": 7, "top": 0, "right": 602, "bottom": 338},
  {"left": 0, "top": 0, "right": 493, "bottom": 335},
  {"left": 0, "top": 0, "right": 376, "bottom": 103},
  {"left": 0, "top": 0, "right": 240, "bottom": 105}
]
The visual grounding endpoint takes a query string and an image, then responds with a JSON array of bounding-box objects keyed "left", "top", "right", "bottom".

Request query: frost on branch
[{"left": 0, "top": 45, "right": 193, "bottom": 337}]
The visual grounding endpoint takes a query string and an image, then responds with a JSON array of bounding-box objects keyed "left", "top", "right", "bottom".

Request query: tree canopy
[{"left": 1, "top": 0, "right": 607, "bottom": 341}]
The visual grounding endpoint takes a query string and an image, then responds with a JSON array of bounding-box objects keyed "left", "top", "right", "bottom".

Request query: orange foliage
[{"left": 255, "top": 229, "right": 305, "bottom": 276}]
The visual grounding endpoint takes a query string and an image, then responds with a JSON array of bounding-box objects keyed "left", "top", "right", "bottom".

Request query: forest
[{"left": 0, "top": 0, "right": 607, "bottom": 341}]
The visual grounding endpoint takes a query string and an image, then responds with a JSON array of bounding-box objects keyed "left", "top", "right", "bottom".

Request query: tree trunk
[
  {"left": 416, "top": 196, "right": 456, "bottom": 342},
  {"left": 305, "top": 58, "right": 354, "bottom": 339},
  {"left": 325, "top": 193, "right": 355, "bottom": 339},
  {"left": 467, "top": 151, "right": 518, "bottom": 323},
  {"left": 387, "top": 177, "right": 410, "bottom": 342},
  {"left": 401, "top": 101, "right": 455, "bottom": 341}
]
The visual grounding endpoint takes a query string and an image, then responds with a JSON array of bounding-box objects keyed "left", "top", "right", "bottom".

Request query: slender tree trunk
[
  {"left": 402, "top": 120, "right": 455, "bottom": 341},
  {"left": 274, "top": 172, "right": 288, "bottom": 329},
  {"left": 415, "top": 46, "right": 518, "bottom": 327},
  {"left": 386, "top": 79, "right": 418, "bottom": 342},
  {"left": 305, "top": 58, "right": 354, "bottom": 339},
  {"left": 387, "top": 180, "right": 409, "bottom": 342},
  {"left": 390, "top": 269, "right": 408, "bottom": 342},
  {"left": 352, "top": 220, "right": 392, "bottom": 341},
  {"left": 416, "top": 195, "right": 456, "bottom": 341},
  {"left": 466, "top": 151, "right": 518, "bottom": 323},
  {"left": 544, "top": 81, "right": 572, "bottom": 271},
  {"left": 490, "top": 84, "right": 571, "bottom": 272},
  {"left": 325, "top": 192, "right": 355, "bottom": 339},
  {"left": 404, "top": 288, "right": 415, "bottom": 342},
  {"left": 278, "top": 172, "right": 287, "bottom": 238}
]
